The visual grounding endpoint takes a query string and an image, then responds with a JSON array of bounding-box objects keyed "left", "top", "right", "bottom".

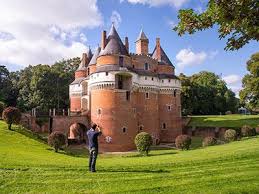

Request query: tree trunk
[{"left": 8, "top": 123, "right": 12, "bottom": 130}]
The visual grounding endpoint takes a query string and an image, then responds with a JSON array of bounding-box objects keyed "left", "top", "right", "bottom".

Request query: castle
[{"left": 69, "top": 25, "right": 182, "bottom": 152}]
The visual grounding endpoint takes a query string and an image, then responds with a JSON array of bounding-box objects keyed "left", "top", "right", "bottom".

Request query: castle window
[
  {"left": 145, "top": 92, "right": 149, "bottom": 99},
  {"left": 162, "top": 123, "right": 166, "bottom": 129},
  {"left": 145, "top": 77, "right": 147, "bottom": 80},
  {"left": 97, "top": 108, "right": 101, "bottom": 115},
  {"left": 106, "top": 72, "right": 108, "bottom": 76},
  {"left": 168, "top": 79, "right": 171, "bottom": 83},
  {"left": 162, "top": 80, "right": 164, "bottom": 83},
  {"left": 87, "top": 68, "right": 90, "bottom": 76},
  {"left": 168, "top": 105, "right": 172, "bottom": 111},
  {"left": 133, "top": 65, "right": 135, "bottom": 68},
  {"left": 119, "top": 56, "right": 123, "bottom": 67},
  {"left": 174, "top": 90, "right": 177, "bottom": 97},
  {"left": 139, "top": 125, "right": 144, "bottom": 131},
  {"left": 144, "top": 63, "right": 149, "bottom": 70},
  {"left": 122, "top": 127, "right": 127, "bottom": 133},
  {"left": 126, "top": 91, "right": 130, "bottom": 101},
  {"left": 151, "top": 77, "right": 154, "bottom": 81}
]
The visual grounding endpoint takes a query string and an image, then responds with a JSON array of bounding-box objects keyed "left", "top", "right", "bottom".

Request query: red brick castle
[{"left": 69, "top": 25, "right": 182, "bottom": 151}]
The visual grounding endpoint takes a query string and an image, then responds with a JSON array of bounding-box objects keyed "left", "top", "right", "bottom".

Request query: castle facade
[{"left": 69, "top": 25, "right": 182, "bottom": 151}]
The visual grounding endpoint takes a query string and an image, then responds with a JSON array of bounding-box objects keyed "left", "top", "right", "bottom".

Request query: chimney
[
  {"left": 156, "top": 38, "right": 161, "bottom": 61},
  {"left": 125, "top": 37, "right": 129, "bottom": 52},
  {"left": 81, "top": 53, "right": 88, "bottom": 65},
  {"left": 101, "top": 30, "right": 107, "bottom": 50}
]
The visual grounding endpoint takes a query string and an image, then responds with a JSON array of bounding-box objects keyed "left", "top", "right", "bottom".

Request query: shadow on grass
[
  {"left": 98, "top": 168, "right": 170, "bottom": 173},
  {"left": 125, "top": 151, "right": 178, "bottom": 158}
]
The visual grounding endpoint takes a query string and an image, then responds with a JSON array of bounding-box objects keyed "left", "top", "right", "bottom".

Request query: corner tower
[{"left": 135, "top": 29, "right": 149, "bottom": 55}]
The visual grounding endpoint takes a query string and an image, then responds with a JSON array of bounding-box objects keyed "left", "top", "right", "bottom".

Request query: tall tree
[
  {"left": 174, "top": 0, "right": 259, "bottom": 50},
  {"left": 239, "top": 52, "right": 259, "bottom": 110}
]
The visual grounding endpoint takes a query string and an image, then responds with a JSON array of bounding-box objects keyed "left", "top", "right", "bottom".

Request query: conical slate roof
[
  {"left": 99, "top": 25, "right": 129, "bottom": 56},
  {"left": 136, "top": 29, "right": 148, "bottom": 41},
  {"left": 152, "top": 46, "right": 174, "bottom": 66},
  {"left": 76, "top": 53, "right": 88, "bottom": 71},
  {"left": 86, "top": 47, "right": 93, "bottom": 61},
  {"left": 89, "top": 47, "right": 101, "bottom": 65}
]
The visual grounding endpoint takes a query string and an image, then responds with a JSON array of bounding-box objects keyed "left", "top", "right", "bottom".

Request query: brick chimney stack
[
  {"left": 156, "top": 38, "right": 161, "bottom": 61},
  {"left": 125, "top": 37, "right": 129, "bottom": 52},
  {"left": 101, "top": 30, "right": 107, "bottom": 50}
]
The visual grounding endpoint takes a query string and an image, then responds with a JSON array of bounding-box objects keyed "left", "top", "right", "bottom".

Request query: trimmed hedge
[
  {"left": 175, "top": 135, "right": 191, "bottom": 150},
  {"left": 134, "top": 132, "right": 153, "bottom": 156},
  {"left": 224, "top": 129, "right": 237, "bottom": 142},
  {"left": 241, "top": 125, "right": 256, "bottom": 137},
  {"left": 48, "top": 131, "right": 67, "bottom": 152},
  {"left": 202, "top": 136, "right": 217, "bottom": 147}
]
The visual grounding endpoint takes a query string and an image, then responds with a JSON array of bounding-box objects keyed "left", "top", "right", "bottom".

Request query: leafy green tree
[
  {"left": 239, "top": 52, "right": 259, "bottom": 110},
  {"left": 174, "top": 0, "right": 259, "bottom": 50},
  {"left": 179, "top": 71, "right": 239, "bottom": 115},
  {"left": 2, "top": 107, "right": 21, "bottom": 130}
]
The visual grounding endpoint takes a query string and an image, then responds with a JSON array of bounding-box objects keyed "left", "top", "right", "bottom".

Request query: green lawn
[
  {"left": 188, "top": 114, "right": 259, "bottom": 128},
  {"left": 1, "top": 121, "right": 259, "bottom": 193}
]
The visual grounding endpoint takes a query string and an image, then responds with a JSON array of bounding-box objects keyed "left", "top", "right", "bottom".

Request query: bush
[
  {"left": 0, "top": 101, "right": 6, "bottom": 117},
  {"left": 256, "top": 125, "right": 259, "bottom": 135},
  {"left": 134, "top": 132, "right": 153, "bottom": 156},
  {"left": 48, "top": 131, "right": 67, "bottom": 152},
  {"left": 2, "top": 107, "right": 21, "bottom": 130},
  {"left": 175, "top": 135, "right": 192, "bottom": 150},
  {"left": 225, "top": 111, "right": 232, "bottom": 115},
  {"left": 202, "top": 136, "right": 217, "bottom": 147},
  {"left": 241, "top": 125, "right": 256, "bottom": 137},
  {"left": 224, "top": 129, "right": 237, "bottom": 142}
]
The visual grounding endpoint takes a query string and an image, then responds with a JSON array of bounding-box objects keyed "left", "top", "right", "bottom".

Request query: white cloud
[
  {"left": 0, "top": 0, "right": 102, "bottom": 67},
  {"left": 121, "top": 0, "right": 188, "bottom": 8},
  {"left": 222, "top": 74, "right": 242, "bottom": 96},
  {"left": 168, "top": 20, "right": 177, "bottom": 28},
  {"left": 80, "top": 33, "right": 88, "bottom": 43},
  {"left": 110, "top": 11, "right": 122, "bottom": 29},
  {"left": 222, "top": 75, "right": 241, "bottom": 85},
  {"left": 175, "top": 48, "right": 207, "bottom": 69}
]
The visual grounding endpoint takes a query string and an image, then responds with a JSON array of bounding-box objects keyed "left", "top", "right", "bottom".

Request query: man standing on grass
[{"left": 87, "top": 123, "right": 102, "bottom": 172}]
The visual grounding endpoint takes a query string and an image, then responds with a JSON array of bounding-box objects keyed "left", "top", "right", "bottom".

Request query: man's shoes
[{"left": 91, "top": 170, "right": 96, "bottom": 173}]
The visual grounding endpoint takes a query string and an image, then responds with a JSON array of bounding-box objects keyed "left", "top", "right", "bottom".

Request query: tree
[
  {"left": 48, "top": 132, "right": 67, "bottom": 152},
  {"left": 174, "top": 0, "right": 259, "bottom": 50},
  {"left": 134, "top": 132, "right": 153, "bottom": 156},
  {"left": 0, "top": 101, "right": 5, "bottom": 116},
  {"left": 179, "top": 71, "right": 239, "bottom": 115},
  {"left": 2, "top": 107, "right": 21, "bottom": 130},
  {"left": 239, "top": 52, "right": 259, "bottom": 110}
]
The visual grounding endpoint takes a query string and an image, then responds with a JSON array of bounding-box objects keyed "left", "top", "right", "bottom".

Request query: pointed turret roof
[
  {"left": 89, "top": 46, "right": 101, "bottom": 65},
  {"left": 86, "top": 47, "right": 93, "bottom": 61},
  {"left": 76, "top": 53, "right": 88, "bottom": 71},
  {"left": 136, "top": 29, "right": 148, "bottom": 41},
  {"left": 152, "top": 46, "right": 174, "bottom": 67},
  {"left": 99, "top": 24, "right": 129, "bottom": 56}
]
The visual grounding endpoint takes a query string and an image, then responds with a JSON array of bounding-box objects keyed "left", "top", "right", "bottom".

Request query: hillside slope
[{"left": 0, "top": 121, "right": 259, "bottom": 193}]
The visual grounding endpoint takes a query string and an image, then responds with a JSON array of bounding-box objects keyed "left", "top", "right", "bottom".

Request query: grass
[
  {"left": 1, "top": 121, "right": 259, "bottom": 193},
  {"left": 188, "top": 114, "right": 259, "bottom": 128}
]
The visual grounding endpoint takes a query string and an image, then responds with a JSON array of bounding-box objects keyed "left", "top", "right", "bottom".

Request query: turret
[{"left": 135, "top": 29, "right": 149, "bottom": 55}]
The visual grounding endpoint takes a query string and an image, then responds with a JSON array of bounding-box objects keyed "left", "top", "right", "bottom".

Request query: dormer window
[{"left": 144, "top": 63, "right": 149, "bottom": 70}]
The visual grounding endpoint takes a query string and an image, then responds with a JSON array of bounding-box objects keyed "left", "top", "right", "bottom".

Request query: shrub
[
  {"left": 2, "top": 107, "right": 21, "bottom": 130},
  {"left": 256, "top": 125, "right": 259, "bottom": 135},
  {"left": 0, "top": 101, "right": 6, "bottom": 117},
  {"left": 202, "top": 136, "right": 217, "bottom": 147},
  {"left": 48, "top": 131, "right": 67, "bottom": 152},
  {"left": 175, "top": 135, "right": 192, "bottom": 150},
  {"left": 224, "top": 129, "right": 237, "bottom": 142},
  {"left": 225, "top": 111, "right": 232, "bottom": 115},
  {"left": 134, "top": 132, "right": 153, "bottom": 156},
  {"left": 241, "top": 125, "right": 256, "bottom": 137}
]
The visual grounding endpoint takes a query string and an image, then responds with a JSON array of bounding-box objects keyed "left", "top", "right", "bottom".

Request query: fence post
[
  {"left": 68, "top": 108, "right": 70, "bottom": 116},
  {"left": 49, "top": 109, "right": 52, "bottom": 116},
  {"left": 63, "top": 109, "right": 65, "bottom": 116},
  {"left": 53, "top": 108, "right": 56, "bottom": 116}
]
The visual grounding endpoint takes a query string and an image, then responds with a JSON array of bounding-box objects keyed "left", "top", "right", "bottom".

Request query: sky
[{"left": 0, "top": 0, "right": 258, "bottom": 95}]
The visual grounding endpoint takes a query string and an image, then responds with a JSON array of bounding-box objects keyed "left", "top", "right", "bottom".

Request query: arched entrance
[{"left": 68, "top": 123, "right": 88, "bottom": 145}]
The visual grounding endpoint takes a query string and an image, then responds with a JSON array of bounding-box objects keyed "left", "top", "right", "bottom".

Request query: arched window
[
  {"left": 174, "top": 90, "right": 177, "bottom": 97},
  {"left": 139, "top": 125, "right": 144, "bottom": 131},
  {"left": 122, "top": 127, "right": 127, "bottom": 133}
]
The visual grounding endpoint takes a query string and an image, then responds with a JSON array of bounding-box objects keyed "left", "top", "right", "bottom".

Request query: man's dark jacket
[{"left": 87, "top": 129, "right": 102, "bottom": 150}]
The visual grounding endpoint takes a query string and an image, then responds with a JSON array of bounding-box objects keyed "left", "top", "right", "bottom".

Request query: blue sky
[{"left": 0, "top": 0, "right": 258, "bottom": 95}]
